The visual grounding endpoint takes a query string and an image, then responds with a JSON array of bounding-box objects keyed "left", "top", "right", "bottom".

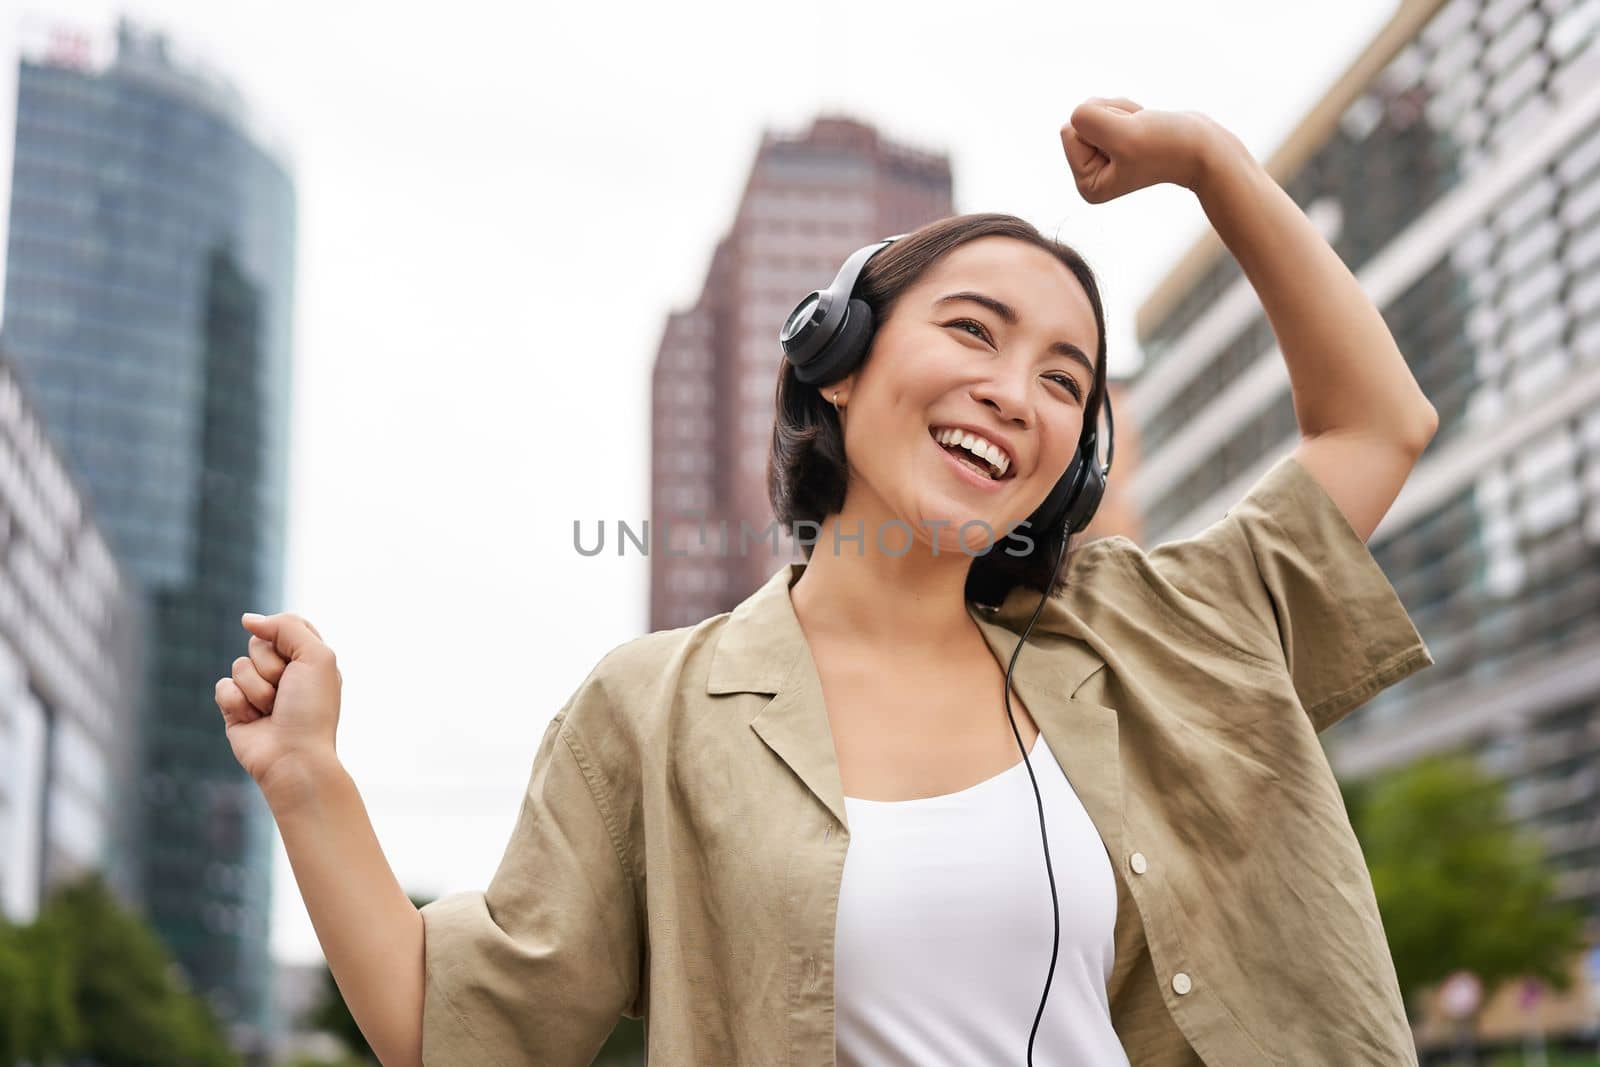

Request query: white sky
[{"left": 0, "top": 0, "right": 1400, "bottom": 964}]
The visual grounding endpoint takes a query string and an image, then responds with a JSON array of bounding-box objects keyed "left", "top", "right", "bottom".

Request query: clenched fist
[
  {"left": 215, "top": 612, "right": 343, "bottom": 804},
  {"left": 1060, "top": 96, "right": 1227, "bottom": 203}
]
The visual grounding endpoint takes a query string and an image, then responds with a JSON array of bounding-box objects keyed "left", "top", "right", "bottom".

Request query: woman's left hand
[{"left": 1060, "top": 97, "right": 1228, "bottom": 203}]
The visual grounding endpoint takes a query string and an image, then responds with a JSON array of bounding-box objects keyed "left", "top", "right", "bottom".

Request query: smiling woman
[
  {"left": 762, "top": 215, "right": 1126, "bottom": 1063},
  {"left": 222, "top": 103, "right": 1439, "bottom": 1067},
  {"left": 769, "top": 212, "right": 1111, "bottom": 609}
]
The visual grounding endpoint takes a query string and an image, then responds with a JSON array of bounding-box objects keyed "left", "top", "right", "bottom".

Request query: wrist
[
  {"left": 1185, "top": 118, "right": 1256, "bottom": 200},
  {"left": 258, "top": 749, "right": 348, "bottom": 819}
]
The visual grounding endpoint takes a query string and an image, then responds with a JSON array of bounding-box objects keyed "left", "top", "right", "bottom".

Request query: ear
[{"left": 819, "top": 373, "right": 857, "bottom": 408}]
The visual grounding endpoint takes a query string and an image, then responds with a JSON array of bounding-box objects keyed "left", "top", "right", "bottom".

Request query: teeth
[{"left": 933, "top": 427, "right": 1011, "bottom": 479}]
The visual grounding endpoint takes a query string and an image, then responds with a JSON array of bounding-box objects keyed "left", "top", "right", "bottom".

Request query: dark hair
[{"left": 766, "top": 212, "right": 1110, "bottom": 610}]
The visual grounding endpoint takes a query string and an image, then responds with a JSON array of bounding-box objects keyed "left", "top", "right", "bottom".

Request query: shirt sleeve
[
  {"left": 418, "top": 677, "right": 643, "bottom": 1067},
  {"left": 1130, "top": 450, "right": 1434, "bottom": 733}
]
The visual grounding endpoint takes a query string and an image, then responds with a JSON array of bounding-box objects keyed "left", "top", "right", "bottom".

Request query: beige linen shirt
[{"left": 419, "top": 452, "right": 1435, "bottom": 1066}]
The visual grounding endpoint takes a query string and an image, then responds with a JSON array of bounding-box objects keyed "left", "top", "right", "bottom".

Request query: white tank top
[{"left": 834, "top": 730, "right": 1131, "bottom": 1066}]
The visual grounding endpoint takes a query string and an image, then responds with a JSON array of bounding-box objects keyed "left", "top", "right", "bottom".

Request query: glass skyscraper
[{"left": 2, "top": 18, "right": 297, "bottom": 1052}]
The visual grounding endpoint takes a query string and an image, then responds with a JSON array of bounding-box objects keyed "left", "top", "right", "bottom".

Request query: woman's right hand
[{"left": 215, "top": 611, "right": 343, "bottom": 808}]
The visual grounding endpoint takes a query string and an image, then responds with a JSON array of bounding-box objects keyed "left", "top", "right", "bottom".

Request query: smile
[{"left": 928, "top": 425, "right": 1017, "bottom": 486}]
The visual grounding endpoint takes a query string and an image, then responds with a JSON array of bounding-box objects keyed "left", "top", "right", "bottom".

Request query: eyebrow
[{"left": 933, "top": 291, "right": 1097, "bottom": 386}]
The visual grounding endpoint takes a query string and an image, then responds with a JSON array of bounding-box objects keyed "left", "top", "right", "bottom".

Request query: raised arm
[
  {"left": 219, "top": 613, "right": 644, "bottom": 1066},
  {"left": 1061, "top": 97, "right": 1439, "bottom": 541},
  {"left": 1188, "top": 121, "right": 1439, "bottom": 541},
  {"left": 269, "top": 757, "right": 424, "bottom": 1067},
  {"left": 215, "top": 612, "right": 424, "bottom": 1067}
]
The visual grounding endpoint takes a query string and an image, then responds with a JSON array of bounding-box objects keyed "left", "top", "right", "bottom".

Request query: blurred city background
[{"left": 0, "top": 0, "right": 1597, "bottom": 1063}]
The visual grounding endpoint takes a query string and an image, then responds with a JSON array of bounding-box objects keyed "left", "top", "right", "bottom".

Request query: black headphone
[{"left": 778, "top": 232, "right": 1116, "bottom": 1066}]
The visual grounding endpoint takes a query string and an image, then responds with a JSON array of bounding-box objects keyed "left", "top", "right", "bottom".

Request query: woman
[{"left": 216, "top": 98, "right": 1440, "bottom": 1067}]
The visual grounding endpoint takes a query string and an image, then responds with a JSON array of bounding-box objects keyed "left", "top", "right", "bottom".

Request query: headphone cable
[{"left": 1005, "top": 527, "right": 1072, "bottom": 1066}]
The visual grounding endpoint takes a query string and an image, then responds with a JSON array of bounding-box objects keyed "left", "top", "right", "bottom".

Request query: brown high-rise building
[{"left": 650, "top": 116, "right": 953, "bottom": 629}]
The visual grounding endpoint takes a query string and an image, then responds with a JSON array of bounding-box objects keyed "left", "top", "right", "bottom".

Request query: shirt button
[
  {"left": 1129, "top": 852, "right": 1148, "bottom": 875},
  {"left": 1173, "top": 972, "right": 1192, "bottom": 995}
]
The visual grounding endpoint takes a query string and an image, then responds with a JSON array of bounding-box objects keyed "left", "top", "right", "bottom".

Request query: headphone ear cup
[
  {"left": 1061, "top": 460, "right": 1105, "bottom": 535},
  {"left": 1029, "top": 454, "right": 1083, "bottom": 542},
  {"left": 792, "top": 298, "right": 875, "bottom": 386},
  {"left": 1031, "top": 434, "right": 1108, "bottom": 540}
]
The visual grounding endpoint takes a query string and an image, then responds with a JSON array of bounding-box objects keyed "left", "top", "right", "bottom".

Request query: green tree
[
  {"left": 1341, "top": 750, "right": 1589, "bottom": 1023},
  {"left": 0, "top": 921, "right": 25, "bottom": 1064},
  {"left": 593, "top": 1015, "right": 645, "bottom": 1066},
  {"left": 24, "top": 873, "right": 239, "bottom": 1066},
  {"left": 0, "top": 912, "right": 83, "bottom": 1064}
]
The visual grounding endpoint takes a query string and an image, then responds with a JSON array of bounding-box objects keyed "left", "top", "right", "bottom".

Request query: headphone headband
[{"left": 779, "top": 234, "right": 906, "bottom": 379}]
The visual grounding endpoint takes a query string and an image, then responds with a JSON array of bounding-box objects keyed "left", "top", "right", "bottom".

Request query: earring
[{"left": 832, "top": 390, "right": 842, "bottom": 408}]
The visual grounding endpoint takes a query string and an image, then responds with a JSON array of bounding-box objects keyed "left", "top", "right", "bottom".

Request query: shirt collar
[{"left": 707, "top": 561, "right": 1121, "bottom": 843}]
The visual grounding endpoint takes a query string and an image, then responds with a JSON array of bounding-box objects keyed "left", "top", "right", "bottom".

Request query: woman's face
[{"left": 832, "top": 236, "right": 1100, "bottom": 556}]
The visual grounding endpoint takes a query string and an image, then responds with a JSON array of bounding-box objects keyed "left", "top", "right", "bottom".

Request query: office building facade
[
  {"left": 2, "top": 18, "right": 297, "bottom": 1051},
  {"left": 0, "top": 343, "right": 141, "bottom": 926}
]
